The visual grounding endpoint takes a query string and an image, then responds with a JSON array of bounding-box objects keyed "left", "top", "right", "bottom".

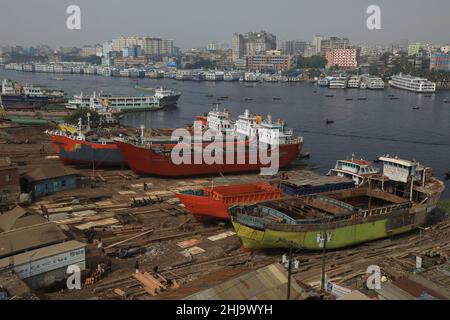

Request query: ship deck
[{"left": 245, "top": 187, "right": 410, "bottom": 222}]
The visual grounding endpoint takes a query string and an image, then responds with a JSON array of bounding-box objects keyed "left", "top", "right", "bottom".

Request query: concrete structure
[
  {"left": 122, "top": 46, "right": 143, "bottom": 58},
  {"left": 320, "top": 37, "right": 350, "bottom": 56},
  {"left": 80, "top": 46, "right": 101, "bottom": 57},
  {"left": 232, "top": 33, "right": 244, "bottom": 61},
  {"left": 207, "top": 41, "right": 219, "bottom": 51},
  {"left": 303, "top": 44, "right": 317, "bottom": 58},
  {"left": 278, "top": 41, "right": 306, "bottom": 55},
  {"left": 0, "top": 240, "right": 86, "bottom": 290},
  {"left": 430, "top": 53, "right": 450, "bottom": 71},
  {"left": 20, "top": 165, "right": 82, "bottom": 199},
  {"left": 112, "top": 36, "right": 174, "bottom": 57},
  {"left": 313, "top": 35, "right": 325, "bottom": 54},
  {"left": 0, "top": 158, "right": 20, "bottom": 209},
  {"left": 247, "top": 50, "right": 296, "bottom": 71},
  {"left": 232, "top": 31, "right": 276, "bottom": 62},
  {"left": 326, "top": 48, "right": 357, "bottom": 69}
]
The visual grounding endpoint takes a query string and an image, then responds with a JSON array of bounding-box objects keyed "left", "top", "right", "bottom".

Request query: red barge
[{"left": 176, "top": 182, "right": 282, "bottom": 220}]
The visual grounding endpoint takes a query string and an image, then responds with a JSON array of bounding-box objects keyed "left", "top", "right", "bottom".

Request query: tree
[
  {"left": 64, "top": 109, "right": 100, "bottom": 128},
  {"left": 297, "top": 55, "right": 327, "bottom": 69}
]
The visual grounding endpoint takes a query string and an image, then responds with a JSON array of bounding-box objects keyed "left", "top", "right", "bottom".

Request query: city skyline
[{"left": 0, "top": 0, "right": 449, "bottom": 48}]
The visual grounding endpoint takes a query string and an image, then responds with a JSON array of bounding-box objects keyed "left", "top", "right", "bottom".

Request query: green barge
[{"left": 230, "top": 156, "right": 444, "bottom": 250}]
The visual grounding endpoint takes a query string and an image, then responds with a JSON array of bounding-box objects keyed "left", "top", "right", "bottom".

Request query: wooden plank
[{"left": 104, "top": 229, "right": 154, "bottom": 249}]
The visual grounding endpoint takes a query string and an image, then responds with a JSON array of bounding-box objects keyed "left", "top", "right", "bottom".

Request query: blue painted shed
[{"left": 20, "top": 165, "right": 82, "bottom": 199}]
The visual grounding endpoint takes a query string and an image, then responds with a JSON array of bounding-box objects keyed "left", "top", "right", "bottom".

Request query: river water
[{"left": 1, "top": 68, "right": 449, "bottom": 198}]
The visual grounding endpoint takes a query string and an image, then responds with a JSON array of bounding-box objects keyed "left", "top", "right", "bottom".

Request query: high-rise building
[
  {"left": 112, "top": 36, "right": 174, "bottom": 57},
  {"left": 303, "top": 44, "right": 317, "bottom": 58},
  {"left": 320, "top": 37, "right": 350, "bottom": 56},
  {"left": 430, "top": 53, "right": 450, "bottom": 71},
  {"left": 102, "top": 41, "right": 112, "bottom": 58},
  {"left": 232, "top": 31, "right": 276, "bottom": 62},
  {"left": 312, "top": 35, "right": 325, "bottom": 54},
  {"left": 278, "top": 41, "right": 306, "bottom": 55},
  {"left": 326, "top": 49, "right": 357, "bottom": 69},
  {"left": 232, "top": 33, "right": 244, "bottom": 61},
  {"left": 207, "top": 41, "right": 219, "bottom": 51},
  {"left": 247, "top": 50, "right": 296, "bottom": 71}
]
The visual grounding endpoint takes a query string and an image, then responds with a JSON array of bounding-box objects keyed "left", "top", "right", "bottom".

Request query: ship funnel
[{"left": 256, "top": 115, "right": 262, "bottom": 124}]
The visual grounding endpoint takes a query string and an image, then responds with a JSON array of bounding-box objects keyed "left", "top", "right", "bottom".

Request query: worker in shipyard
[{"left": 135, "top": 260, "right": 139, "bottom": 274}]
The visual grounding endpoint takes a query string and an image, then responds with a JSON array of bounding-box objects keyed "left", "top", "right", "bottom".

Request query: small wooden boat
[
  {"left": 244, "top": 98, "right": 253, "bottom": 101},
  {"left": 205, "top": 94, "right": 213, "bottom": 98},
  {"left": 445, "top": 172, "right": 450, "bottom": 180},
  {"left": 326, "top": 119, "right": 334, "bottom": 125},
  {"left": 390, "top": 97, "right": 399, "bottom": 100},
  {"left": 273, "top": 96, "right": 281, "bottom": 101},
  {"left": 412, "top": 106, "right": 420, "bottom": 110},
  {"left": 357, "top": 97, "right": 367, "bottom": 101},
  {"left": 325, "top": 94, "right": 334, "bottom": 98},
  {"left": 345, "top": 98, "right": 354, "bottom": 101}
]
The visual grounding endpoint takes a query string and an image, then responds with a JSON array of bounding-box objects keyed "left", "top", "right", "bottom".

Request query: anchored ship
[
  {"left": 389, "top": 73, "right": 436, "bottom": 93},
  {"left": 230, "top": 155, "right": 444, "bottom": 250},
  {"left": 1, "top": 79, "right": 49, "bottom": 110},
  {"left": 115, "top": 108, "right": 303, "bottom": 177}
]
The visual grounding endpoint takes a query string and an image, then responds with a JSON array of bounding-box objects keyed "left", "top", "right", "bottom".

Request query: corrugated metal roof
[
  {"left": 0, "top": 222, "right": 68, "bottom": 258},
  {"left": 0, "top": 240, "right": 86, "bottom": 269},
  {"left": 184, "top": 263, "right": 306, "bottom": 300},
  {"left": 21, "top": 165, "right": 80, "bottom": 182}
]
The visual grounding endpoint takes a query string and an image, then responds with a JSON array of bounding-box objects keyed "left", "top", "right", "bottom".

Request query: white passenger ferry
[{"left": 389, "top": 73, "right": 436, "bottom": 93}]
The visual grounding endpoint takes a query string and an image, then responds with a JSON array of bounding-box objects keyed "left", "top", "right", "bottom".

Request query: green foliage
[
  {"left": 7, "top": 52, "right": 47, "bottom": 63},
  {"left": 59, "top": 54, "right": 101, "bottom": 65},
  {"left": 64, "top": 109, "right": 101, "bottom": 127},
  {"left": 297, "top": 55, "right": 327, "bottom": 69},
  {"left": 184, "top": 57, "right": 216, "bottom": 69}
]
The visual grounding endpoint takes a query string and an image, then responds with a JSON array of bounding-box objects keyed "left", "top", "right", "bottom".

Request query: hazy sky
[{"left": 0, "top": 0, "right": 449, "bottom": 48}]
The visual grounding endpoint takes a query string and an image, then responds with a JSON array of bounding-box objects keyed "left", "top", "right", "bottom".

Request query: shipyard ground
[{"left": 1, "top": 124, "right": 449, "bottom": 300}]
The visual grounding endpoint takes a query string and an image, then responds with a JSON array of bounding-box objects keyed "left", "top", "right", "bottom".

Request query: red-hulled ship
[
  {"left": 48, "top": 129, "right": 126, "bottom": 167},
  {"left": 115, "top": 109, "right": 303, "bottom": 177},
  {"left": 176, "top": 182, "right": 282, "bottom": 220}
]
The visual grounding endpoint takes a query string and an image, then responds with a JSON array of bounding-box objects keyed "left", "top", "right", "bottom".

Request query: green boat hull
[{"left": 231, "top": 210, "right": 427, "bottom": 250}]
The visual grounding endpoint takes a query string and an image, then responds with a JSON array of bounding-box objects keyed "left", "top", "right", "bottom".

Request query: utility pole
[
  {"left": 320, "top": 219, "right": 330, "bottom": 292},
  {"left": 287, "top": 245, "right": 293, "bottom": 300},
  {"left": 277, "top": 238, "right": 301, "bottom": 300}
]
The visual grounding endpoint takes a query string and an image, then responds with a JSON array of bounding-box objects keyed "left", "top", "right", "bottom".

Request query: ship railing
[{"left": 358, "top": 202, "right": 412, "bottom": 218}]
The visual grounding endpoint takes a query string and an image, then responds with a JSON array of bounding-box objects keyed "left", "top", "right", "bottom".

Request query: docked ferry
[
  {"left": 328, "top": 76, "right": 348, "bottom": 89},
  {"left": 230, "top": 155, "right": 444, "bottom": 250},
  {"left": 1, "top": 79, "right": 49, "bottom": 110},
  {"left": 66, "top": 92, "right": 162, "bottom": 113},
  {"left": 389, "top": 74, "right": 436, "bottom": 93}
]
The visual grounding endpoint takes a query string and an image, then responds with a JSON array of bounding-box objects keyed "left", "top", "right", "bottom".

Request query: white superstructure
[
  {"left": 389, "top": 74, "right": 436, "bottom": 93},
  {"left": 347, "top": 76, "right": 361, "bottom": 88},
  {"left": 329, "top": 76, "right": 348, "bottom": 89},
  {"left": 328, "top": 156, "right": 380, "bottom": 186},
  {"left": 361, "top": 74, "right": 385, "bottom": 90}
]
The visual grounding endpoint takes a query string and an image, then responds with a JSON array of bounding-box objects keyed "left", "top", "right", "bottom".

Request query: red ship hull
[
  {"left": 176, "top": 182, "right": 282, "bottom": 220},
  {"left": 49, "top": 134, "right": 126, "bottom": 167},
  {"left": 115, "top": 139, "right": 303, "bottom": 177}
]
